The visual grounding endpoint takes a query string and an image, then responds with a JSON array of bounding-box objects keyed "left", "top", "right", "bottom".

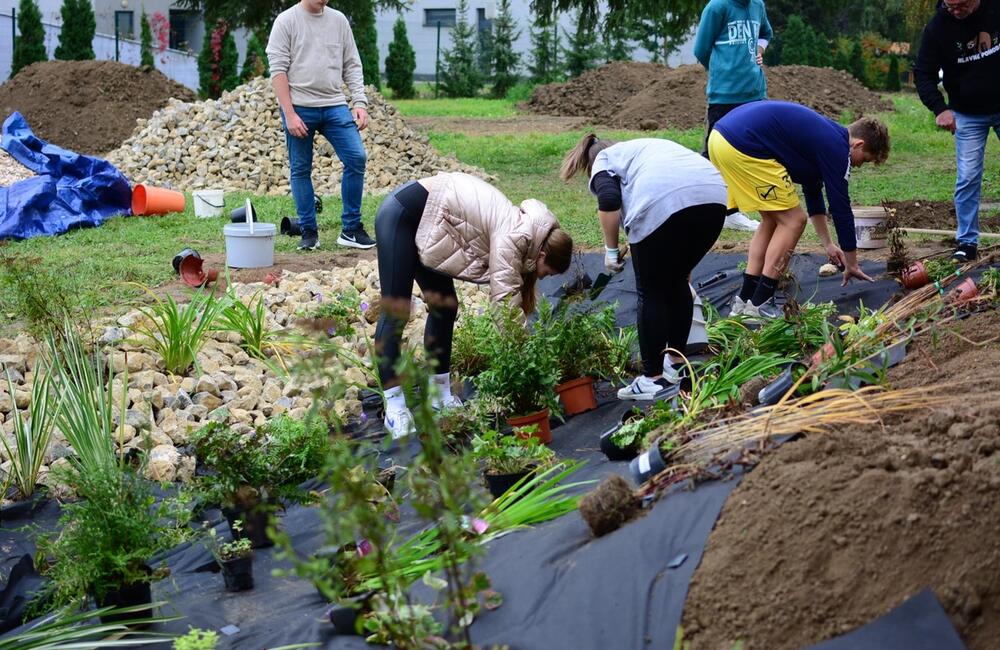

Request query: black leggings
[
  {"left": 631, "top": 203, "right": 726, "bottom": 376},
  {"left": 373, "top": 181, "right": 458, "bottom": 386}
]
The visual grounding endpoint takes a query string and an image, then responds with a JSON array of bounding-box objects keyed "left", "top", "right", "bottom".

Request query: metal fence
[{"left": 0, "top": 10, "right": 198, "bottom": 90}]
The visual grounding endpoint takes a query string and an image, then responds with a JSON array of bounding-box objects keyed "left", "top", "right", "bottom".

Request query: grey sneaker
[
  {"left": 743, "top": 299, "right": 782, "bottom": 321},
  {"left": 297, "top": 232, "right": 319, "bottom": 251},
  {"left": 384, "top": 407, "right": 415, "bottom": 439},
  {"left": 337, "top": 227, "right": 376, "bottom": 249},
  {"left": 729, "top": 295, "right": 747, "bottom": 317}
]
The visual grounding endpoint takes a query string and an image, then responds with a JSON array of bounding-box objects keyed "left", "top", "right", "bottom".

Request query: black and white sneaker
[
  {"left": 337, "top": 227, "right": 377, "bottom": 250},
  {"left": 952, "top": 243, "right": 978, "bottom": 263},
  {"left": 297, "top": 232, "right": 319, "bottom": 251},
  {"left": 617, "top": 375, "right": 677, "bottom": 401},
  {"left": 743, "top": 299, "right": 782, "bottom": 322}
]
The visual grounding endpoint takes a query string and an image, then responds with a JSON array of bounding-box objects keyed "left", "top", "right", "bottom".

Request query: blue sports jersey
[{"left": 714, "top": 100, "right": 857, "bottom": 251}]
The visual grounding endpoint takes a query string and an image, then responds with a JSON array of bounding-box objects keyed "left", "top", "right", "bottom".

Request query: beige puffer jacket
[{"left": 415, "top": 172, "right": 559, "bottom": 309}]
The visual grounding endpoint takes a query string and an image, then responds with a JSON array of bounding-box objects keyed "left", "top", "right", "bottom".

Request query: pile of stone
[
  {"left": 105, "top": 77, "right": 491, "bottom": 196},
  {"left": 0, "top": 262, "right": 492, "bottom": 492}
]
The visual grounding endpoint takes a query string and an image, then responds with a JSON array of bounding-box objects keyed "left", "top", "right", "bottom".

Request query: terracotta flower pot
[
  {"left": 901, "top": 261, "right": 930, "bottom": 289},
  {"left": 809, "top": 342, "right": 836, "bottom": 368},
  {"left": 555, "top": 376, "right": 598, "bottom": 416},
  {"left": 949, "top": 277, "right": 978, "bottom": 304},
  {"left": 507, "top": 408, "right": 552, "bottom": 444}
]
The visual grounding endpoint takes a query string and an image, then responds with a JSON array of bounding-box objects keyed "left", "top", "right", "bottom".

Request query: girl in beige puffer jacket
[{"left": 373, "top": 172, "right": 573, "bottom": 438}]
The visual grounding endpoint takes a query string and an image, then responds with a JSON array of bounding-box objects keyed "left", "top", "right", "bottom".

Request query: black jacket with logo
[{"left": 914, "top": 0, "right": 1000, "bottom": 115}]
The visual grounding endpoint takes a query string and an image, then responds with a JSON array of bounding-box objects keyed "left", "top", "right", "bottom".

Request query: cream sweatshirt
[{"left": 266, "top": 4, "right": 368, "bottom": 108}]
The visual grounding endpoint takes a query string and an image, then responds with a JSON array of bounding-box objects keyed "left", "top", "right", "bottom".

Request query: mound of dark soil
[
  {"left": 0, "top": 60, "right": 195, "bottom": 155},
  {"left": 528, "top": 63, "right": 893, "bottom": 131},
  {"left": 682, "top": 308, "right": 1000, "bottom": 649},
  {"left": 890, "top": 199, "right": 1000, "bottom": 232}
]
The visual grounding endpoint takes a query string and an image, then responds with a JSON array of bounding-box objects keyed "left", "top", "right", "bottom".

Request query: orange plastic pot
[
  {"left": 555, "top": 376, "right": 598, "bottom": 416},
  {"left": 507, "top": 408, "right": 552, "bottom": 444},
  {"left": 132, "top": 184, "right": 186, "bottom": 216},
  {"left": 949, "top": 277, "right": 978, "bottom": 304},
  {"left": 901, "top": 261, "right": 930, "bottom": 289}
]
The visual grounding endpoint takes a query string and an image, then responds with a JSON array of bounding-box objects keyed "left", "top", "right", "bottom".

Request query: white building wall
[{"left": 374, "top": 1, "right": 697, "bottom": 79}]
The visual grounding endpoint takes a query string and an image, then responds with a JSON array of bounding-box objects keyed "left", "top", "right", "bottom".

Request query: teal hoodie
[{"left": 693, "top": 0, "right": 773, "bottom": 105}]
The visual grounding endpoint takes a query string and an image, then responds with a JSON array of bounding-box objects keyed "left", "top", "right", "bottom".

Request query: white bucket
[
  {"left": 854, "top": 207, "right": 887, "bottom": 250},
  {"left": 224, "top": 222, "right": 276, "bottom": 268},
  {"left": 192, "top": 189, "right": 225, "bottom": 218}
]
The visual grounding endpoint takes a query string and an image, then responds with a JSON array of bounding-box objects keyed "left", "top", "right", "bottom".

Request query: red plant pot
[
  {"left": 507, "top": 408, "right": 552, "bottom": 444},
  {"left": 901, "top": 261, "right": 930, "bottom": 289},
  {"left": 555, "top": 376, "right": 598, "bottom": 416},
  {"left": 949, "top": 277, "right": 978, "bottom": 304}
]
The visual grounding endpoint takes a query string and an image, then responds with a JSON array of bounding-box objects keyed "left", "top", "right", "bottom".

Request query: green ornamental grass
[
  {"left": 130, "top": 287, "right": 228, "bottom": 376},
  {"left": 2, "top": 362, "right": 59, "bottom": 499}
]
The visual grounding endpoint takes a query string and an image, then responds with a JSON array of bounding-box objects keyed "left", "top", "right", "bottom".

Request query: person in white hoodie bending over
[{"left": 560, "top": 135, "right": 728, "bottom": 401}]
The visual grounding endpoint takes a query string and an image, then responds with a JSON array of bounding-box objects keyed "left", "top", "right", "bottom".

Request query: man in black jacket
[{"left": 914, "top": 0, "right": 1000, "bottom": 262}]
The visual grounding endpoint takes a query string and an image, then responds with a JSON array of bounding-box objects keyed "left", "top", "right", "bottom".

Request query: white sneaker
[
  {"left": 617, "top": 375, "right": 676, "bottom": 401},
  {"left": 724, "top": 212, "right": 760, "bottom": 231},
  {"left": 742, "top": 299, "right": 782, "bottom": 321},
  {"left": 433, "top": 394, "right": 464, "bottom": 411},
  {"left": 384, "top": 407, "right": 416, "bottom": 439},
  {"left": 729, "top": 295, "right": 747, "bottom": 317}
]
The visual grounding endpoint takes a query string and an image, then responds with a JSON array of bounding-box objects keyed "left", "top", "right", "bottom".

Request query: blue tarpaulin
[{"left": 0, "top": 112, "right": 131, "bottom": 240}]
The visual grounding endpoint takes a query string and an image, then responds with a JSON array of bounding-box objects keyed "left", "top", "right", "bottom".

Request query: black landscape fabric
[{"left": 1, "top": 252, "right": 964, "bottom": 649}]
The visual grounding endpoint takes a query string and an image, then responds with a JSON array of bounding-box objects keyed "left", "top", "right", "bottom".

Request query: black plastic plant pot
[
  {"left": 484, "top": 469, "right": 531, "bottom": 499},
  {"left": 221, "top": 556, "right": 254, "bottom": 592},
  {"left": 599, "top": 427, "right": 639, "bottom": 462},
  {"left": 328, "top": 592, "right": 374, "bottom": 635},
  {"left": 757, "top": 362, "right": 808, "bottom": 406},
  {"left": 628, "top": 441, "right": 668, "bottom": 484},
  {"left": 223, "top": 506, "right": 274, "bottom": 549},
  {"left": 280, "top": 216, "right": 302, "bottom": 236},
  {"left": 171, "top": 248, "right": 201, "bottom": 275},
  {"left": 230, "top": 203, "right": 259, "bottom": 223},
  {"left": 96, "top": 579, "right": 153, "bottom": 626}
]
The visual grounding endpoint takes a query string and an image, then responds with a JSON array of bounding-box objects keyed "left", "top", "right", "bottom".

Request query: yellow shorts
[{"left": 708, "top": 130, "right": 800, "bottom": 213}]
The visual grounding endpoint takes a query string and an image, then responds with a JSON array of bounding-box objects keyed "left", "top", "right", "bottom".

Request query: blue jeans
[
  {"left": 282, "top": 104, "right": 367, "bottom": 234},
  {"left": 954, "top": 110, "right": 1000, "bottom": 245}
]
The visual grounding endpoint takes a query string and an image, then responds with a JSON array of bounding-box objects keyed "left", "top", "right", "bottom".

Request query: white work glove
[{"left": 605, "top": 246, "right": 625, "bottom": 274}]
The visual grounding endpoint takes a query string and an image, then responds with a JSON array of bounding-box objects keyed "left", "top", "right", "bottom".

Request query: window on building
[
  {"left": 476, "top": 7, "right": 493, "bottom": 31},
  {"left": 169, "top": 10, "right": 198, "bottom": 50},
  {"left": 114, "top": 10, "right": 134, "bottom": 39},
  {"left": 424, "top": 8, "right": 456, "bottom": 27}
]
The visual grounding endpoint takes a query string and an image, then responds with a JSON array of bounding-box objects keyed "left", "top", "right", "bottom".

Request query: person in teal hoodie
[{"left": 694, "top": 0, "right": 773, "bottom": 156}]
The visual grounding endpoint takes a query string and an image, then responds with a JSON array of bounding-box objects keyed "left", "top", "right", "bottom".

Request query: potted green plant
[
  {"left": 471, "top": 428, "right": 555, "bottom": 499},
  {"left": 191, "top": 415, "right": 328, "bottom": 548},
  {"left": 536, "top": 301, "right": 618, "bottom": 416},
  {"left": 206, "top": 521, "right": 254, "bottom": 592},
  {"left": 473, "top": 305, "right": 561, "bottom": 443}
]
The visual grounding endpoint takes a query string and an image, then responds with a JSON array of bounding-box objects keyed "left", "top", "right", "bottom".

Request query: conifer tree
[
  {"left": 563, "top": 8, "right": 602, "bottom": 78},
  {"left": 54, "top": 0, "right": 95, "bottom": 60},
  {"left": 603, "top": 12, "right": 634, "bottom": 62},
  {"left": 440, "top": 0, "right": 483, "bottom": 97},
  {"left": 529, "top": 6, "right": 561, "bottom": 83},
  {"left": 849, "top": 39, "right": 868, "bottom": 85},
  {"left": 140, "top": 10, "right": 154, "bottom": 68},
  {"left": 198, "top": 19, "right": 239, "bottom": 98},
  {"left": 885, "top": 54, "right": 901, "bottom": 91},
  {"left": 490, "top": 0, "right": 520, "bottom": 98},
  {"left": 385, "top": 15, "right": 416, "bottom": 99},
  {"left": 11, "top": 0, "right": 47, "bottom": 76},
  {"left": 780, "top": 15, "right": 813, "bottom": 65},
  {"left": 331, "top": 0, "right": 380, "bottom": 89},
  {"left": 240, "top": 32, "right": 269, "bottom": 82}
]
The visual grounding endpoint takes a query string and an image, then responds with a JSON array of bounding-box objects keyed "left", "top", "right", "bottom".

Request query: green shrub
[
  {"left": 0, "top": 250, "right": 80, "bottom": 339},
  {"left": 440, "top": 0, "right": 484, "bottom": 97},
  {"left": 198, "top": 19, "right": 239, "bottom": 99},
  {"left": 535, "top": 300, "right": 618, "bottom": 382},
  {"left": 240, "top": 32, "right": 269, "bottom": 82},
  {"left": 174, "top": 628, "right": 219, "bottom": 650},
  {"left": 490, "top": 0, "right": 521, "bottom": 98},
  {"left": 885, "top": 54, "right": 901, "bottom": 91},
  {"left": 385, "top": 15, "right": 416, "bottom": 99},
  {"left": 140, "top": 9, "right": 153, "bottom": 68},
  {"left": 54, "top": 0, "right": 95, "bottom": 61},
  {"left": 11, "top": 0, "right": 47, "bottom": 75}
]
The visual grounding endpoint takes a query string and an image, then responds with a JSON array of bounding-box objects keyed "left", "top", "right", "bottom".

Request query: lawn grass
[{"left": 2, "top": 91, "right": 997, "bottom": 329}]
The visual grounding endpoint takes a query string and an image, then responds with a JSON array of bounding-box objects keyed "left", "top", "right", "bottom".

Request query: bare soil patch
[
  {"left": 683, "top": 308, "right": 1000, "bottom": 649},
  {"left": 890, "top": 199, "right": 1000, "bottom": 233},
  {"left": 528, "top": 62, "right": 892, "bottom": 131},
  {"left": 0, "top": 60, "right": 195, "bottom": 155}
]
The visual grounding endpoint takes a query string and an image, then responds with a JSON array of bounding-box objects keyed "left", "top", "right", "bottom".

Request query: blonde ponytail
[{"left": 559, "top": 133, "right": 616, "bottom": 181}]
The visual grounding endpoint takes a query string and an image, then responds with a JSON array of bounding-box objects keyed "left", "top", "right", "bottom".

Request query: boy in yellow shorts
[{"left": 708, "top": 100, "right": 891, "bottom": 319}]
